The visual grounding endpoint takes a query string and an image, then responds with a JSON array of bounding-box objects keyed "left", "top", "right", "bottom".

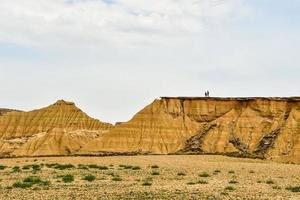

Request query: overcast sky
[{"left": 0, "top": 0, "right": 300, "bottom": 123}]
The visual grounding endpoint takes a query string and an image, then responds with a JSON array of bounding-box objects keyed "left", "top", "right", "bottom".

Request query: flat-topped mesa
[
  {"left": 81, "top": 97, "right": 300, "bottom": 164},
  {"left": 160, "top": 96, "right": 300, "bottom": 101},
  {"left": 0, "top": 100, "right": 113, "bottom": 139}
]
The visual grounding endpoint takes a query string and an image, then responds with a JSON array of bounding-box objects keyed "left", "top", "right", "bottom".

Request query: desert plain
[{"left": 0, "top": 155, "right": 299, "bottom": 200}]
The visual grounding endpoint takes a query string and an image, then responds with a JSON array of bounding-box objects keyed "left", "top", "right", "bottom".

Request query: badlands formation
[{"left": 0, "top": 97, "right": 299, "bottom": 164}]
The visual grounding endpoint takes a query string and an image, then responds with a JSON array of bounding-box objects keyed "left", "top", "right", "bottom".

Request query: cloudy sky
[{"left": 0, "top": 0, "right": 300, "bottom": 123}]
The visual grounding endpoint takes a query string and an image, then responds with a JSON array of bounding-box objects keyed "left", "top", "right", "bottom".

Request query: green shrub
[
  {"left": 199, "top": 172, "right": 210, "bottom": 177},
  {"left": 98, "top": 166, "right": 108, "bottom": 170},
  {"left": 0, "top": 165, "right": 7, "bottom": 170},
  {"left": 187, "top": 181, "right": 196, "bottom": 185},
  {"left": 88, "top": 164, "right": 99, "bottom": 169},
  {"left": 197, "top": 180, "right": 208, "bottom": 184},
  {"left": 83, "top": 175, "right": 96, "bottom": 182},
  {"left": 12, "top": 166, "right": 20, "bottom": 173},
  {"left": 266, "top": 179, "right": 275, "bottom": 184},
  {"left": 22, "top": 165, "right": 31, "bottom": 170},
  {"left": 12, "top": 181, "right": 33, "bottom": 188},
  {"left": 142, "top": 181, "right": 152, "bottom": 186},
  {"left": 77, "top": 164, "right": 89, "bottom": 170},
  {"left": 88, "top": 164, "right": 108, "bottom": 170},
  {"left": 177, "top": 172, "right": 186, "bottom": 176},
  {"left": 119, "top": 165, "right": 133, "bottom": 169},
  {"left": 286, "top": 186, "right": 300, "bottom": 192},
  {"left": 151, "top": 171, "right": 160, "bottom": 176},
  {"left": 151, "top": 165, "right": 159, "bottom": 169},
  {"left": 55, "top": 164, "right": 75, "bottom": 170},
  {"left": 229, "top": 180, "right": 238, "bottom": 184},
  {"left": 225, "top": 186, "right": 235, "bottom": 191},
  {"left": 22, "top": 164, "right": 42, "bottom": 171},
  {"left": 132, "top": 166, "right": 141, "bottom": 170},
  {"left": 32, "top": 164, "right": 42, "bottom": 171},
  {"left": 12, "top": 176, "right": 50, "bottom": 189},
  {"left": 61, "top": 174, "right": 74, "bottom": 183},
  {"left": 272, "top": 185, "right": 281, "bottom": 190},
  {"left": 214, "top": 169, "right": 221, "bottom": 173},
  {"left": 228, "top": 170, "right": 235, "bottom": 174},
  {"left": 46, "top": 163, "right": 74, "bottom": 170},
  {"left": 112, "top": 176, "right": 122, "bottom": 181},
  {"left": 24, "top": 176, "right": 42, "bottom": 184}
]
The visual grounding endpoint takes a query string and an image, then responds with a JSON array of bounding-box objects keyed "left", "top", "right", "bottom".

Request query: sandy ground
[{"left": 0, "top": 155, "right": 299, "bottom": 200}]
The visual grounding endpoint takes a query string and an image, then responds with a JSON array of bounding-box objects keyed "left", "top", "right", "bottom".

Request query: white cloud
[
  {"left": 0, "top": 0, "right": 245, "bottom": 48},
  {"left": 2, "top": 0, "right": 299, "bottom": 123}
]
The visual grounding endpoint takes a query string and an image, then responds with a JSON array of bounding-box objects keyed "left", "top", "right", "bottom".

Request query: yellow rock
[
  {"left": 81, "top": 97, "right": 300, "bottom": 164},
  {"left": 1, "top": 97, "right": 300, "bottom": 164},
  {"left": 0, "top": 100, "right": 113, "bottom": 156}
]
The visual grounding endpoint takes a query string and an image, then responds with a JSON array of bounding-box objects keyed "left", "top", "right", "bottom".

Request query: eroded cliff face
[
  {"left": 0, "top": 108, "right": 21, "bottom": 116},
  {"left": 81, "top": 97, "right": 300, "bottom": 164},
  {"left": 0, "top": 100, "right": 113, "bottom": 156},
  {"left": 0, "top": 97, "right": 299, "bottom": 164}
]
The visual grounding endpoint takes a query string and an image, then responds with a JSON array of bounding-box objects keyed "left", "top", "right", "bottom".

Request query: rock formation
[
  {"left": 81, "top": 97, "right": 300, "bottom": 164},
  {"left": 0, "top": 108, "right": 21, "bottom": 116},
  {"left": 0, "top": 100, "right": 113, "bottom": 156},
  {"left": 0, "top": 97, "right": 299, "bottom": 164}
]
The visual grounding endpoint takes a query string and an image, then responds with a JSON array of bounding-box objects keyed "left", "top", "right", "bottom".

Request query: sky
[{"left": 0, "top": 0, "right": 300, "bottom": 123}]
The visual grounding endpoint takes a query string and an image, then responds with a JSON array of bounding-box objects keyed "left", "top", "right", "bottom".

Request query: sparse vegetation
[
  {"left": 88, "top": 164, "right": 108, "bottom": 170},
  {"left": 187, "top": 181, "right": 196, "bottom": 185},
  {"left": 286, "top": 186, "right": 300, "bottom": 192},
  {"left": 0, "top": 155, "right": 297, "bottom": 199},
  {"left": 142, "top": 181, "right": 152, "bottom": 186},
  {"left": 12, "top": 166, "right": 21, "bottom": 173},
  {"left": 177, "top": 172, "right": 186, "bottom": 176},
  {"left": 12, "top": 181, "right": 33, "bottom": 188},
  {"left": 83, "top": 175, "right": 96, "bottom": 182},
  {"left": 77, "top": 164, "right": 89, "bottom": 170},
  {"left": 272, "top": 185, "right": 281, "bottom": 190},
  {"left": 112, "top": 176, "right": 122, "bottom": 181},
  {"left": 229, "top": 180, "right": 238, "bottom": 184},
  {"left": 266, "top": 179, "right": 275, "bottom": 184},
  {"left": 220, "top": 192, "right": 229, "bottom": 196},
  {"left": 151, "top": 171, "right": 160, "bottom": 175},
  {"left": 60, "top": 174, "right": 74, "bottom": 183},
  {"left": 46, "top": 163, "right": 75, "bottom": 170},
  {"left": 199, "top": 172, "right": 210, "bottom": 177},
  {"left": 22, "top": 164, "right": 42, "bottom": 171},
  {"left": 0, "top": 165, "right": 7, "bottom": 170},
  {"left": 197, "top": 179, "right": 208, "bottom": 184},
  {"left": 12, "top": 176, "right": 50, "bottom": 189},
  {"left": 132, "top": 166, "right": 141, "bottom": 170},
  {"left": 225, "top": 186, "right": 235, "bottom": 191},
  {"left": 119, "top": 165, "right": 133, "bottom": 169}
]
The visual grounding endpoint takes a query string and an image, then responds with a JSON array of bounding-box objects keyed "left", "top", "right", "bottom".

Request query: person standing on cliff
[{"left": 207, "top": 90, "right": 210, "bottom": 97}]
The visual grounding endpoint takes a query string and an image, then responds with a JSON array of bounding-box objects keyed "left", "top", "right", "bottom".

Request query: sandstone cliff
[
  {"left": 81, "top": 97, "right": 300, "bottom": 164},
  {"left": 0, "top": 100, "right": 113, "bottom": 156},
  {"left": 0, "top": 108, "right": 21, "bottom": 116},
  {"left": 0, "top": 97, "right": 299, "bottom": 164}
]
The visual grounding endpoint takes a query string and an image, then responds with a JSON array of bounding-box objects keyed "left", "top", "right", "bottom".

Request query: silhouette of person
[{"left": 207, "top": 91, "right": 210, "bottom": 97}]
